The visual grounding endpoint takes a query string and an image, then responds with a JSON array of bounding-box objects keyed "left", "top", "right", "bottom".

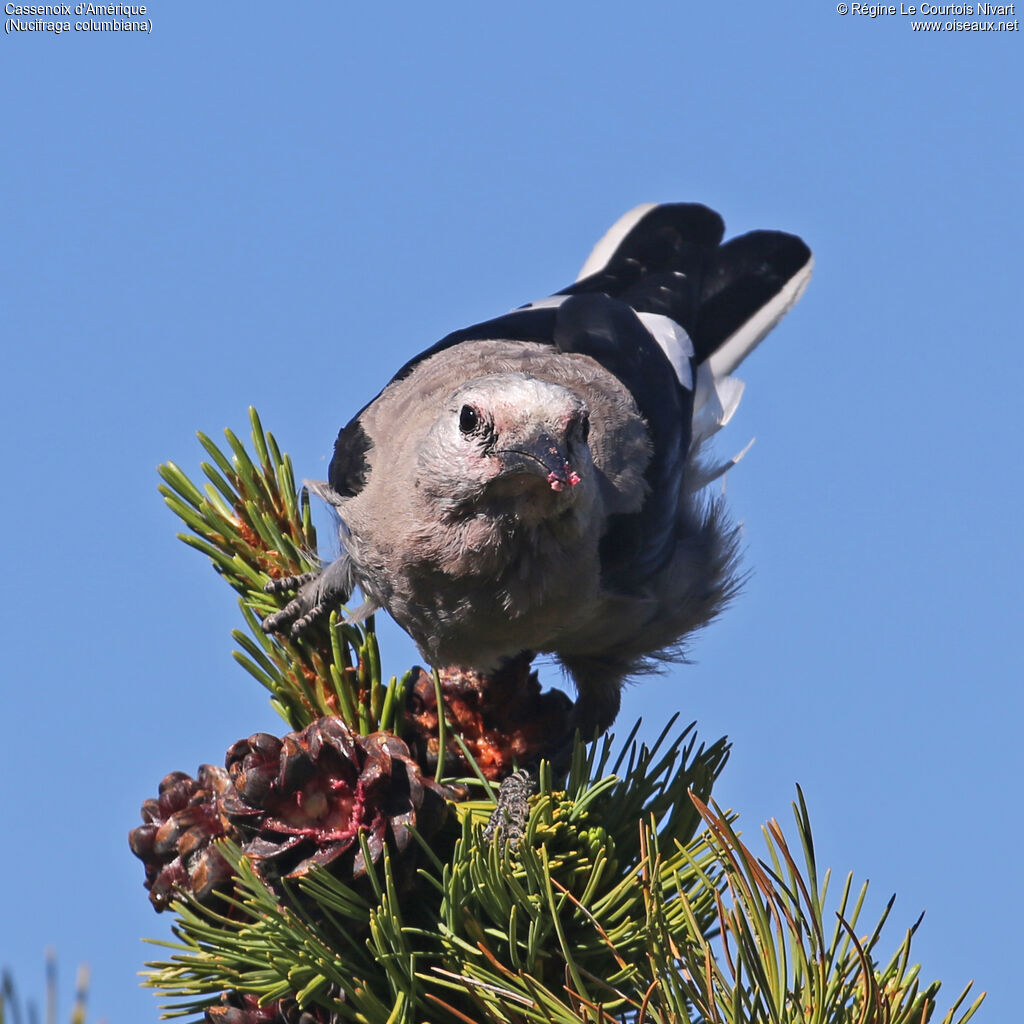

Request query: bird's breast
[{"left": 383, "top": 511, "right": 602, "bottom": 668}]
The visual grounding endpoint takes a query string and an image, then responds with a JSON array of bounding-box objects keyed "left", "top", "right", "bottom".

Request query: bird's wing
[{"left": 328, "top": 204, "right": 812, "bottom": 592}]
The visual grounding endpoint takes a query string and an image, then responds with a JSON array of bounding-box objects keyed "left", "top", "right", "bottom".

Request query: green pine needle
[
  {"left": 144, "top": 720, "right": 984, "bottom": 1024},
  {"left": 159, "top": 407, "right": 397, "bottom": 735},
  {"left": 145, "top": 411, "right": 985, "bottom": 1024}
]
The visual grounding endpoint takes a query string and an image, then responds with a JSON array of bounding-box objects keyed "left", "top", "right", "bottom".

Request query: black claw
[
  {"left": 290, "top": 603, "right": 328, "bottom": 637},
  {"left": 262, "top": 596, "right": 316, "bottom": 636},
  {"left": 260, "top": 558, "right": 353, "bottom": 639},
  {"left": 260, "top": 607, "right": 292, "bottom": 633},
  {"left": 264, "top": 572, "right": 318, "bottom": 595}
]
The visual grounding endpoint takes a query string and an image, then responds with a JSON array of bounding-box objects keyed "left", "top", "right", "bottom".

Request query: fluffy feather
[{"left": 263, "top": 203, "right": 812, "bottom": 738}]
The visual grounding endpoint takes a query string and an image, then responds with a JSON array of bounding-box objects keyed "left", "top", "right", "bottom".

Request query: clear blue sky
[{"left": 2, "top": 4, "right": 1020, "bottom": 1021}]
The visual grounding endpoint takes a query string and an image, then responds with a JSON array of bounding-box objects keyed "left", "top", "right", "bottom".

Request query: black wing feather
[
  {"left": 552, "top": 294, "right": 692, "bottom": 592},
  {"left": 558, "top": 203, "right": 724, "bottom": 339},
  {"left": 328, "top": 297, "right": 692, "bottom": 595},
  {"left": 330, "top": 203, "right": 810, "bottom": 588},
  {"left": 696, "top": 230, "right": 812, "bottom": 361}
]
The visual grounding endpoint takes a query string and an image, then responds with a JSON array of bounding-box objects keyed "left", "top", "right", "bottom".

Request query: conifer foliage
[{"left": 131, "top": 409, "right": 984, "bottom": 1024}]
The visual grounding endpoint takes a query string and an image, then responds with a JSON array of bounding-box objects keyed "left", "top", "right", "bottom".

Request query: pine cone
[
  {"left": 205, "top": 992, "right": 338, "bottom": 1024},
  {"left": 223, "top": 717, "right": 449, "bottom": 881},
  {"left": 404, "top": 655, "right": 573, "bottom": 781},
  {"left": 128, "top": 766, "right": 235, "bottom": 912}
]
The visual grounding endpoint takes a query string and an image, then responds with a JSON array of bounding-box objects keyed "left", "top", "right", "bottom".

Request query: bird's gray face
[{"left": 420, "top": 374, "right": 592, "bottom": 521}]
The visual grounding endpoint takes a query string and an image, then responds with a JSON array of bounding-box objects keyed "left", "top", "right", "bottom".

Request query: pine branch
[
  {"left": 158, "top": 408, "right": 407, "bottom": 735},
  {"left": 138, "top": 409, "right": 985, "bottom": 1024},
  {"left": 143, "top": 721, "right": 730, "bottom": 1023},
  {"left": 638, "top": 790, "right": 986, "bottom": 1024},
  {"left": 139, "top": 729, "right": 986, "bottom": 1024}
]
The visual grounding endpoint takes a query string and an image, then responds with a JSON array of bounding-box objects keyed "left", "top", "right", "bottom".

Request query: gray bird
[{"left": 264, "top": 203, "right": 812, "bottom": 739}]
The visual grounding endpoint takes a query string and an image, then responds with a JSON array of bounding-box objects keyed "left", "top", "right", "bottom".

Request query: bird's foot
[
  {"left": 265, "top": 571, "right": 320, "bottom": 595},
  {"left": 260, "top": 558, "right": 352, "bottom": 638},
  {"left": 261, "top": 573, "right": 331, "bottom": 637}
]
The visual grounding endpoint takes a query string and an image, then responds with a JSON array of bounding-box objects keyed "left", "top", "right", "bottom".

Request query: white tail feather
[
  {"left": 707, "top": 254, "right": 814, "bottom": 378},
  {"left": 576, "top": 203, "right": 657, "bottom": 280}
]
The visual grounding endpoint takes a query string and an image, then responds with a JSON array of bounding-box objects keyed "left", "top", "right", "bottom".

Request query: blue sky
[{"left": 2, "top": 3, "right": 1020, "bottom": 1021}]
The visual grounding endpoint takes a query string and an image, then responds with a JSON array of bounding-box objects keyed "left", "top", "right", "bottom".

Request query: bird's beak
[{"left": 497, "top": 433, "right": 581, "bottom": 492}]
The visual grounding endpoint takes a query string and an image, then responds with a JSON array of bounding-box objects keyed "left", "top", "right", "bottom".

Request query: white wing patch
[
  {"left": 523, "top": 204, "right": 811, "bottom": 496},
  {"left": 692, "top": 363, "right": 746, "bottom": 449},
  {"left": 520, "top": 299, "right": 696, "bottom": 392},
  {"left": 635, "top": 312, "right": 694, "bottom": 390}
]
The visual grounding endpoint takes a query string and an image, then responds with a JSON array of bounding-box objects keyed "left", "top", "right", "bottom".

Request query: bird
[{"left": 263, "top": 202, "right": 812, "bottom": 741}]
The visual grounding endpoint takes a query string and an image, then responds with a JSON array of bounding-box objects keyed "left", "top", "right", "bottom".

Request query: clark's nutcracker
[{"left": 264, "top": 203, "right": 812, "bottom": 739}]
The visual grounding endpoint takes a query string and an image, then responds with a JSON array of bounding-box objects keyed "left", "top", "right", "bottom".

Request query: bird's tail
[
  {"left": 569, "top": 202, "right": 813, "bottom": 369},
  {"left": 564, "top": 202, "right": 813, "bottom": 461}
]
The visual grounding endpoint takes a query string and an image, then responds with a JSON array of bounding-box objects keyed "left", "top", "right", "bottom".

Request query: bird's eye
[{"left": 459, "top": 405, "right": 479, "bottom": 434}]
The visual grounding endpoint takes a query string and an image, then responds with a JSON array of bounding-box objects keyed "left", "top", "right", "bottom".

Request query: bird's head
[{"left": 420, "top": 373, "right": 592, "bottom": 522}]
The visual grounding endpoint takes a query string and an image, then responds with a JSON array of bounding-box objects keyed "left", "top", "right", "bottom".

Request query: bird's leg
[
  {"left": 261, "top": 556, "right": 353, "bottom": 638},
  {"left": 528, "top": 652, "right": 629, "bottom": 777},
  {"left": 560, "top": 652, "right": 625, "bottom": 740}
]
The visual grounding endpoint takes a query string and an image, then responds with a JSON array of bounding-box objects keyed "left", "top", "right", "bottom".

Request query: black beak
[{"left": 498, "top": 433, "right": 581, "bottom": 492}]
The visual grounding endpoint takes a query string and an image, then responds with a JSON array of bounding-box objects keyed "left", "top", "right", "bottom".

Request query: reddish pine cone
[
  {"left": 223, "top": 717, "right": 449, "bottom": 880},
  {"left": 205, "top": 992, "right": 338, "bottom": 1024},
  {"left": 128, "top": 766, "right": 235, "bottom": 912},
  {"left": 404, "top": 655, "right": 573, "bottom": 781}
]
